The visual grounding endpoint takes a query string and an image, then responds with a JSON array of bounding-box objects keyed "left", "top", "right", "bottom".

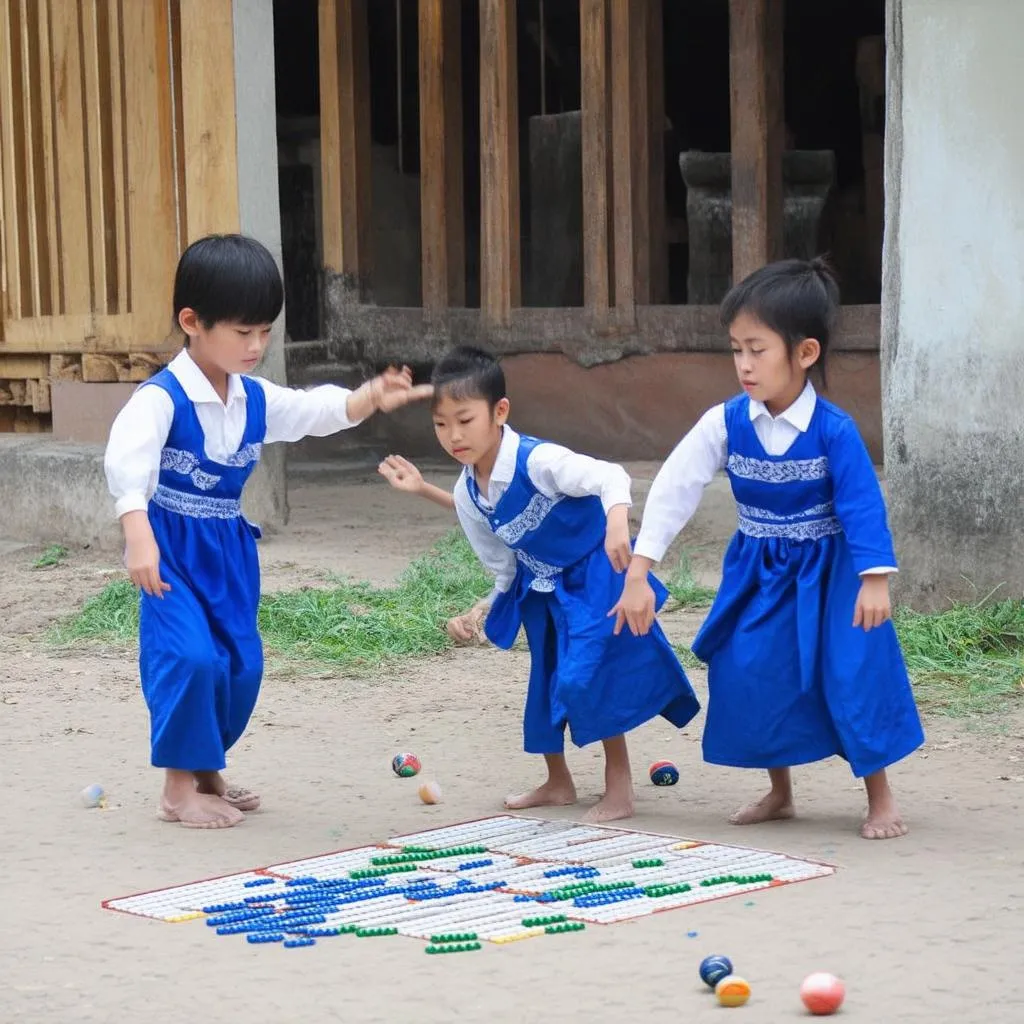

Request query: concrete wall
[
  {"left": 882, "top": 0, "right": 1024, "bottom": 608},
  {"left": 234, "top": 0, "right": 289, "bottom": 530}
]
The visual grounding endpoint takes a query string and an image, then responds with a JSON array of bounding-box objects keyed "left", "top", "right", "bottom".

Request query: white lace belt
[
  {"left": 737, "top": 514, "right": 842, "bottom": 541},
  {"left": 151, "top": 485, "right": 241, "bottom": 520}
]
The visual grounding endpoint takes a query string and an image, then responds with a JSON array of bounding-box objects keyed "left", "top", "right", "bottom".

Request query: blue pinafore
[
  {"left": 138, "top": 369, "right": 266, "bottom": 770},
  {"left": 692, "top": 394, "right": 924, "bottom": 777},
  {"left": 471, "top": 434, "right": 700, "bottom": 753}
]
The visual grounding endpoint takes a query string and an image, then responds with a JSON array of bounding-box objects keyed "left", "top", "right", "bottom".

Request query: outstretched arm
[
  {"left": 260, "top": 366, "right": 433, "bottom": 444},
  {"left": 378, "top": 454, "right": 456, "bottom": 511}
]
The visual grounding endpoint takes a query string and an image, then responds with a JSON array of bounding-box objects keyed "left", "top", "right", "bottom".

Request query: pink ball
[{"left": 800, "top": 973, "right": 845, "bottom": 1015}]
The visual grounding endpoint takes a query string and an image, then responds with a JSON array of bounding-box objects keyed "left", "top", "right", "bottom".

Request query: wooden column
[
  {"left": 580, "top": 0, "right": 612, "bottom": 317},
  {"left": 319, "top": 0, "right": 372, "bottom": 295},
  {"left": 610, "top": 0, "right": 635, "bottom": 314},
  {"left": 479, "top": 0, "right": 519, "bottom": 325},
  {"left": 611, "top": 0, "right": 657, "bottom": 313},
  {"left": 418, "top": 0, "right": 465, "bottom": 310},
  {"left": 179, "top": 0, "right": 240, "bottom": 238},
  {"left": 729, "top": 0, "right": 784, "bottom": 284},
  {"left": 646, "top": 0, "right": 668, "bottom": 303}
]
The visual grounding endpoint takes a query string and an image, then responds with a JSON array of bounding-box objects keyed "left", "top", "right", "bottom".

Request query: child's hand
[
  {"left": 125, "top": 534, "right": 171, "bottom": 599},
  {"left": 604, "top": 504, "right": 632, "bottom": 573},
  {"left": 853, "top": 574, "right": 892, "bottom": 631},
  {"left": 371, "top": 365, "right": 434, "bottom": 413},
  {"left": 378, "top": 454, "right": 424, "bottom": 495},
  {"left": 608, "top": 572, "right": 656, "bottom": 637},
  {"left": 446, "top": 604, "right": 487, "bottom": 645}
]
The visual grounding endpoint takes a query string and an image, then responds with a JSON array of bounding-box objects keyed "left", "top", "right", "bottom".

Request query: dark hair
[
  {"left": 720, "top": 257, "right": 839, "bottom": 384},
  {"left": 173, "top": 235, "right": 284, "bottom": 340},
  {"left": 430, "top": 345, "right": 507, "bottom": 409}
]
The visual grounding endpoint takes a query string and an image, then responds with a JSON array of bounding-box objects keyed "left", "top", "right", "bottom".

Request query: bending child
[
  {"left": 380, "top": 346, "right": 700, "bottom": 823},
  {"left": 612, "top": 258, "right": 924, "bottom": 839},
  {"left": 105, "top": 234, "right": 430, "bottom": 828}
]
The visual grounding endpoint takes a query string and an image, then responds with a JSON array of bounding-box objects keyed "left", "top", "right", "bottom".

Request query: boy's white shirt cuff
[
  {"left": 600, "top": 490, "right": 633, "bottom": 514},
  {"left": 114, "top": 494, "right": 149, "bottom": 519}
]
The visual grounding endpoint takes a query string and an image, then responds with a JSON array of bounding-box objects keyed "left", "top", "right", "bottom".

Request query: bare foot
[
  {"left": 158, "top": 790, "right": 245, "bottom": 829},
  {"left": 729, "top": 791, "right": 796, "bottom": 826},
  {"left": 504, "top": 780, "right": 577, "bottom": 810},
  {"left": 194, "top": 770, "right": 261, "bottom": 811},
  {"left": 582, "top": 789, "right": 635, "bottom": 824},
  {"left": 860, "top": 811, "right": 908, "bottom": 840},
  {"left": 860, "top": 769, "right": 907, "bottom": 839}
]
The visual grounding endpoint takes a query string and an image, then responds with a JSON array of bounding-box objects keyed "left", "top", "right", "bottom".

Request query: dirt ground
[{"left": 3, "top": 460, "right": 1024, "bottom": 1023}]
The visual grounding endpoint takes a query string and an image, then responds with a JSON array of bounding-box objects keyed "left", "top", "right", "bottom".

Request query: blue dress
[
  {"left": 471, "top": 435, "right": 700, "bottom": 753},
  {"left": 137, "top": 369, "right": 266, "bottom": 771},
  {"left": 692, "top": 394, "right": 925, "bottom": 778}
]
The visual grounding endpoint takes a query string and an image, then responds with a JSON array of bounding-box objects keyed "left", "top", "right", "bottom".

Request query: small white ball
[{"left": 81, "top": 783, "right": 105, "bottom": 808}]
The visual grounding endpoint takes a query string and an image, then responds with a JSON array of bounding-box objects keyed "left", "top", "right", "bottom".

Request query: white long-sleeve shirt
[
  {"left": 454, "top": 425, "right": 632, "bottom": 595},
  {"left": 104, "top": 349, "right": 362, "bottom": 519},
  {"left": 634, "top": 382, "right": 896, "bottom": 575}
]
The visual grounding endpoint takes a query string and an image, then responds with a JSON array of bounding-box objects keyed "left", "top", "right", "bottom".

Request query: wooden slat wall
[
  {"left": 0, "top": 0, "right": 243, "bottom": 426},
  {"left": 582, "top": 0, "right": 661, "bottom": 322},
  {"left": 0, "top": 0, "right": 184, "bottom": 355}
]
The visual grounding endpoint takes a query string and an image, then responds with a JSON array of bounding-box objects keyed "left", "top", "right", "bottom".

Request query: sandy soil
[{"left": 3, "top": 461, "right": 1024, "bottom": 1023}]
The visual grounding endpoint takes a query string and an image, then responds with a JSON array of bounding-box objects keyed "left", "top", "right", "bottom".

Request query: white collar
[
  {"left": 466, "top": 424, "right": 520, "bottom": 487},
  {"left": 748, "top": 380, "right": 817, "bottom": 432},
  {"left": 168, "top": 349, "right": 247, "bottom": 406}
]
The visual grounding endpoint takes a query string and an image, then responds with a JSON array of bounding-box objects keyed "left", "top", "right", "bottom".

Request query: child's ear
[
  {"left": 797, "top": 337, "right": 821, "bottom": 370},
  {"left": 178, "top": 307, "right": 201, "bottom": 339},
  {"left": 494, "top": 397, "right": 510, "bottom": 425}
]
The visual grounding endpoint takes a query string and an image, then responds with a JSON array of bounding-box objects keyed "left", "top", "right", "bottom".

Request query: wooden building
[{"left": 1, "top": 0, "right": 885, "bottom": 455}]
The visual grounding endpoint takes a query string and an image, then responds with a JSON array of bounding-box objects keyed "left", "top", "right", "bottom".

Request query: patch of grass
[
  {"left": 32, "top": 544, "right": 69, "bottom": 569},
  {"left": 50, "top": 579, "right": 138, "bottom": 644},
  {"left": 47, "top": 531, "right": 1024, "bottom": 719},
  {"left": 49, "top": 532, "right": 492, "bottom": 670},
  {"left": 672, "top": 644, "right": 704, "bottom": 670},
  {"left": 894, "top": 597, "right": 1024, "bottom": 717},
  {"left": 257, "top": 532, "right": 490, "bottom": 668},
  {"left": 663, "top": 552, "right": 717, "bottom": 608}
]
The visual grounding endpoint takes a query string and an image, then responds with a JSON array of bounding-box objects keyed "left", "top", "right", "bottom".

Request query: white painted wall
[{"left": 882, "top": 0, "right": 1024, "bottom": 608}]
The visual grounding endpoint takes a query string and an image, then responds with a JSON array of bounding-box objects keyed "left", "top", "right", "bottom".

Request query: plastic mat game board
[{"left": 104, "top": 815, "right": 835, "bottom": 951}]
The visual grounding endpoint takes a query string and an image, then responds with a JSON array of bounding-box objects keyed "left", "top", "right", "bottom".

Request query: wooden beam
[
  {"left": 479, "top": 0, "right": 520, "bottom": 325},
  {"left": 418, "top": 0, "right": 465, "bottom": 310},
  {"left": 178, "top": 0, "right": 239, "bottom": 238},
  {"left": 318, "top": 0, "right": 372, "bottom": 294},
  {"left": 580, "top": 0, "right": 611, "bottom": 317},
  {"left": 0, "top": 0, "right": 32, "bottom": 319},
  {"left": 610, "top": 0, "right": 635, "bottom": 315},
  {"left": 646, "top": 0, "right": 667, "bottom": 303},
  {"left": 0, "top": 354, "right": 47, "bottom": 378},
  {"left": 610, "top": 0, "right": 655, "bottom": 315},
  {"left": 729, "top": 0, "right": 784, "bottom": 284}
]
